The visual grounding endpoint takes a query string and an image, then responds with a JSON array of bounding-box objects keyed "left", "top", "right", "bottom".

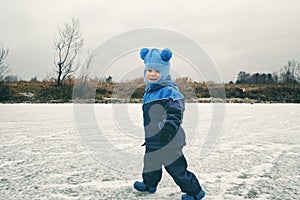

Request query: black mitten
[{"left": 160, "top": 130, "right": 172, "bottom": 145}]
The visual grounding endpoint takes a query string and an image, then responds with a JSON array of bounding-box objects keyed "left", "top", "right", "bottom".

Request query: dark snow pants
[{"left": 142, "top": 147, "right": 202, "bottom": 196}]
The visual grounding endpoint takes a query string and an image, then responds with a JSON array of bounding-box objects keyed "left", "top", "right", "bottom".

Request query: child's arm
[{"left": 159, "top": 98, "right": 184, "bottom": 144}]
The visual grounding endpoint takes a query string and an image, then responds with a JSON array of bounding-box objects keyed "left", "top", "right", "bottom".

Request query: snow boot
[
  {"left": 133, "top": 181, "right": 157, "bottom": 194},
  {"left": 182, "top": 190, "right": 205, "bottom": 200}
]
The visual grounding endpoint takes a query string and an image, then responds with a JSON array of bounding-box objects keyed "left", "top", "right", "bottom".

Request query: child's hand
[{"left": 160, "top": 130, "right": 172, "bottom": 145}]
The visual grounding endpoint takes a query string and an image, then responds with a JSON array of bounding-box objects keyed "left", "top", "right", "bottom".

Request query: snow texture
[{"left": 0, "top": 104, "right": 299, "bottom": 199}]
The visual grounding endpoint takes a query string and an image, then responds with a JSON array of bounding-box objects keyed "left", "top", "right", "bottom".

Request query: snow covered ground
[{"left": 0, "top": 103, "right": 299, "bottom": 199}]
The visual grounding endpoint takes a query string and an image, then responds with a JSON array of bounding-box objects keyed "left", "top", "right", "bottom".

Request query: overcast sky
[{"left": 1, "top": 0, "right": 300, "bottom": 82}]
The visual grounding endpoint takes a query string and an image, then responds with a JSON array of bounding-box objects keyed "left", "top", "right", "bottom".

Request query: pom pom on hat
[
  {"left": 140, "top": 48, "right": 149, "bottom": 60},
  {"left": 160, "top": 48, "right": 172, "bottom": 61}
]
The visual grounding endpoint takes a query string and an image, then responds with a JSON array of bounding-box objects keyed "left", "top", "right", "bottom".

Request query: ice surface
[{"left": 0, "top": 103, "right": 299, "bottom": 199}]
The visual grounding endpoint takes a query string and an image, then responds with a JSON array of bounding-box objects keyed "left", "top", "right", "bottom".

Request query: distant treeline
[
  {"left": 1, "top": 76, "right": 300, "bottom": 103},
  {"left": 235, "top": 59, "right": 300, "bottom": 85},
  {"left": 235, "top": 72, "right": 277, "bottom": 84}
]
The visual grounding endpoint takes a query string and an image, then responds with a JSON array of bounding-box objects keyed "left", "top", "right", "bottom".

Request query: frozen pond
[{"left": 0, "top": 104, "right": 299, "bottom": 199}]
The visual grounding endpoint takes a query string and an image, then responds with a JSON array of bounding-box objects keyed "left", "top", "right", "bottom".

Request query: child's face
[{"left": 145, "top": 69, "right": 160, "bottom": 82}]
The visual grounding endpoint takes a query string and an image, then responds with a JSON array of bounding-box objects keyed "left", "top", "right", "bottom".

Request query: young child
[{"left": 133, "top": 48, "right": 205, "bottom": 200}]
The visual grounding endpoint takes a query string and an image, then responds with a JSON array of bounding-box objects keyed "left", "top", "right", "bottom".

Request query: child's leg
[
  {"left": 164, "top": 153, "right": 202, "bottom": 196},
  {"left": 142, "top": 168, "right": 162, "bottom": 188},
  {"left": 142, "top": 149, "right": 163, "bottom": 188}
]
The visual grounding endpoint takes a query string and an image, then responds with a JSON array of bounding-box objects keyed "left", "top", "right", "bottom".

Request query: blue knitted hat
[{"left": 140, "top": 48, "right": 172, "bottom": 84}]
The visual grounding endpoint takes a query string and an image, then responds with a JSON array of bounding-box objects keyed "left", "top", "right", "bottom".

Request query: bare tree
[
  {"left": 53, "top": 18, "right": 84, "bottom": 86},
  {"left": 280, "top": 59, "right": 298, "bottom": 84},
  {"left": 72, "top": 52, "right": 96, "bottom": 100},
  {"left": 0, "top": 46, "right": 9, "bottom": 82},
  {"left": 272, "top": 72, "right": 279, "bottom": 84},
  {"left": 296, "top": 62, "right": 300, "bottom": 83},
  {"left": 79, "top": 52, "right": 95, "bottom": 85}
]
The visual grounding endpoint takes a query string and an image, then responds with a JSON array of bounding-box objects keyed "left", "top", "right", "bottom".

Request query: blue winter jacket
[{"left": 143, "top": 81, "right": 186, "bottom": 150}]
